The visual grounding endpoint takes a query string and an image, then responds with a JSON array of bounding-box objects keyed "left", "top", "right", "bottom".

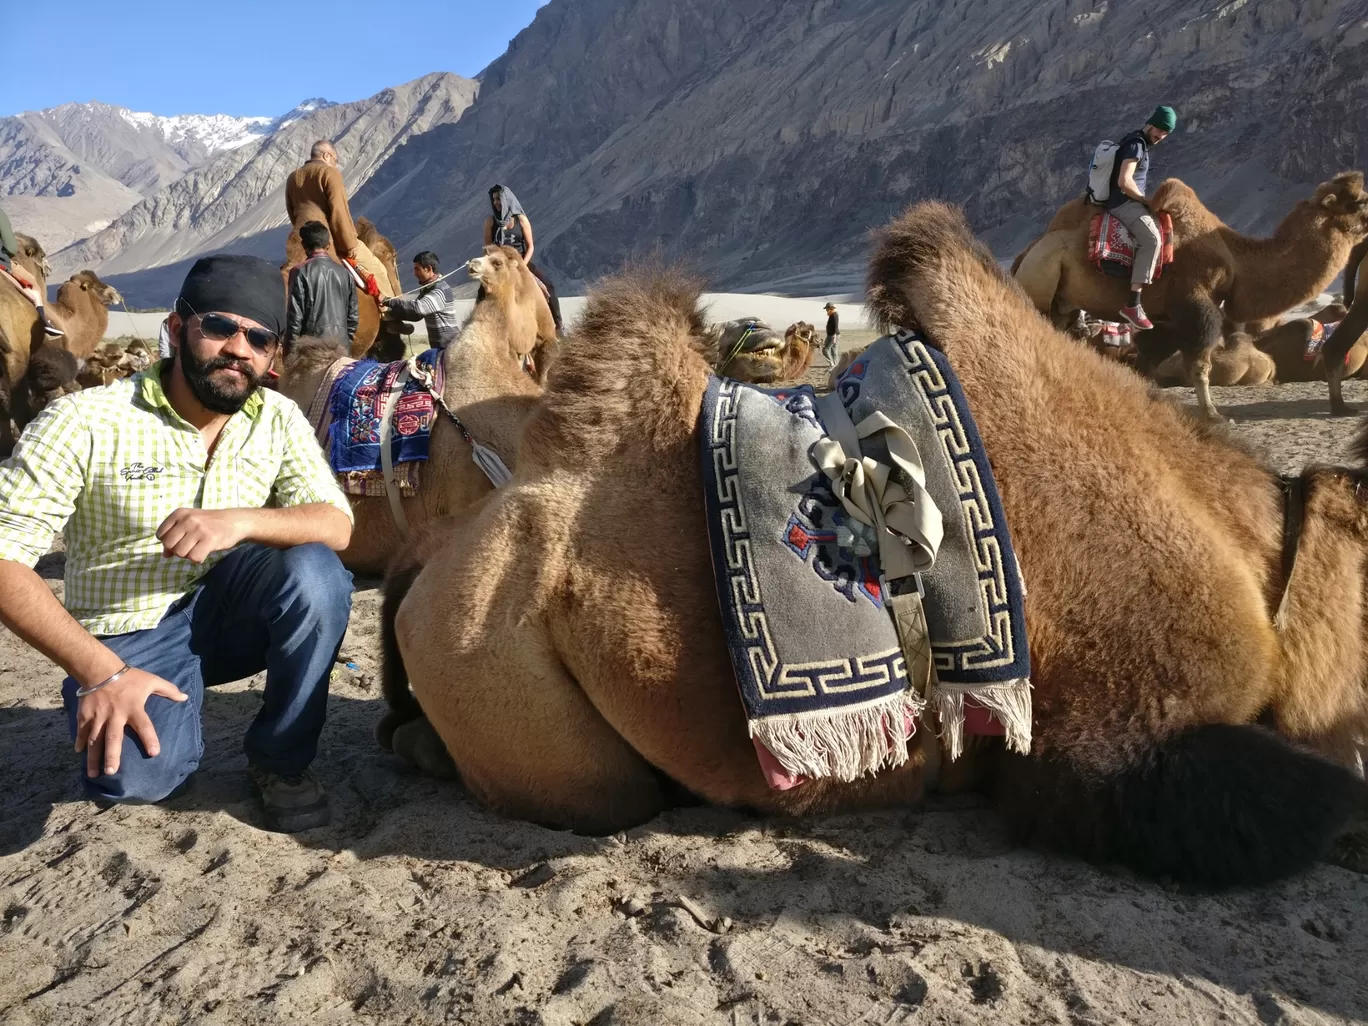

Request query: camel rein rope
[{"left": 1273, "top": 473, "right": 1306, "bottom": 631}]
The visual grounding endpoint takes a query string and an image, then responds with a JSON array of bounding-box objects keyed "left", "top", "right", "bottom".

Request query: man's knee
[
  {"left": 277, "top": 543, "right": 353, "bottom": 627},
  {"left": 81, "top": 733, "right": 200, "bottom": 805}
]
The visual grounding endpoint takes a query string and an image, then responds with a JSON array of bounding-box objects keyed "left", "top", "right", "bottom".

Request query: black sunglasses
[{"left": 195, "top": 311, "right": 279, "bottom": 352}]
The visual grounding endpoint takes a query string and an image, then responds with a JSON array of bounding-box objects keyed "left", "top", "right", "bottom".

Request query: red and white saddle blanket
[
  {"left": 1089, "top": 210, "right": 1175, "bottom": 275},
  {"left": 1304, "top": 320, "right": 1344, "bottom": 363}
]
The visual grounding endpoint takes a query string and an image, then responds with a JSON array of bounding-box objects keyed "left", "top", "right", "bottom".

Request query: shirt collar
[{"left": 136, "top": 360, "right": 265, "bottom": 424}]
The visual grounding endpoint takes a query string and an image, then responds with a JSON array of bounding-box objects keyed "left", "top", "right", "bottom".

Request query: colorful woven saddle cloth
[
  {"left": 325, "top": 347, "right": 444, "bottom": 497},
  {"left": 699, "top": 331, "right": 1030, "bottom": 789},
  {"left": 1089, "top": 209, "right": 1175, "bottom": 278}
]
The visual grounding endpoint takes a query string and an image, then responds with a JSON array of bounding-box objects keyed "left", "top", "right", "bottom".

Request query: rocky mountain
[
  {"left": 0, "top": 98, "right": 339, "bottom": 253},
  {"left": 353, "top": 0, "right": 1368, "bottom": 295},
  {"left": 50, "top": 74, "right": 478, "bottom": 302}
]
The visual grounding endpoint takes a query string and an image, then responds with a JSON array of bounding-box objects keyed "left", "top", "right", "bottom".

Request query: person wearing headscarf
[
  {"left": 484, "top": 184, "right": 563, "bottom": 330},
  {"left": 0, "top": 254, "right": 355, "bottom": 833}
]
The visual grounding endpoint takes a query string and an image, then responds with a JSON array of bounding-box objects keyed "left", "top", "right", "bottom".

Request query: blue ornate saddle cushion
[
  {"left": 326, "top": 347, "right": 443, "bottom": 494},
  {"left": 699, "top": 331, "right": 1030, "bottom": 786}
]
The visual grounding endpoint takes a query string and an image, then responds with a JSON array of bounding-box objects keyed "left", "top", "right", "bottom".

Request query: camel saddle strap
[
  {"left": 378, "top": 363, "right": 413, "bottom": 537},
  {"left": 1273, "top": 473, "right": 1305, "bottom": 630}
]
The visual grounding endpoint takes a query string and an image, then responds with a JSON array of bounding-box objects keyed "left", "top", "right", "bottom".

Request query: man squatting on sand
[{"left": 0, "top": 255, "right": 355, "bottom": 832}]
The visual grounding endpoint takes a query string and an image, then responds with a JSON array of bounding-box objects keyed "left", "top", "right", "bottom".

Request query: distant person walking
[
  {"left": 1103, "top": 105, "right": 1177, "bottom": 331},
  {"left": 823, "top": 302, "right": 840, "bottom": 367},
  {"left": 285, "top": 141, "right": 394, "bottom": 299},
  {"left": 285, "top": 221, "right": 358, "bottom": 349},
  {"left": 382, "top": 251, "right": 460, "bottom": 348},
  {"left": 0, "top": 203, "right": 63, "bottom": 338},
  {"left": 484, "top": 184, "right": 562, "bottom": 331}
]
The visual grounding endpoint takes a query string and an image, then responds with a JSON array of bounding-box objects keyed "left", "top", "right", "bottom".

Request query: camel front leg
[
  {"left": 1191, "top": 348, "right": 1220, "bottom": 420},
  {"left": 395, "top": 513, "right": 669, "bottom": 834}
]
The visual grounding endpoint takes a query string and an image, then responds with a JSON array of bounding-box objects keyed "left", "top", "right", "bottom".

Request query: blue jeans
[{"left": 61, "top": 543, "right": 353, "bottom": 804}]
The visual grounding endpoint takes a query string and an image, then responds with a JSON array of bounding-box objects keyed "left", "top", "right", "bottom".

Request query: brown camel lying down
[
  {"left": 1151, "top": 331, "right": 1275, "bottom": 387},
  {"left": 383, "top": 203, "right": 1368, "bottom": 889},
  {"left": 714, "top": 319, "right": 815, "bottom": 383}
]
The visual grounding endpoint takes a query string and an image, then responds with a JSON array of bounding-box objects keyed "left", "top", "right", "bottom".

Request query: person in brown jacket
[{"left": 284, "top": 141, "right": 394, "bottom": 298}]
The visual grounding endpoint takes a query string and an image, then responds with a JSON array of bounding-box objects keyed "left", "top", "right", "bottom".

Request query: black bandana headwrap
[{"left": 174, "top": 254, "right": 286, "bottom": 338}]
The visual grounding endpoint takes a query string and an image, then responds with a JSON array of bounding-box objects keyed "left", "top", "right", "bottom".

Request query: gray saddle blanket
[{"left": 699, "top": 331, "right": 1031, "bottom": 784}]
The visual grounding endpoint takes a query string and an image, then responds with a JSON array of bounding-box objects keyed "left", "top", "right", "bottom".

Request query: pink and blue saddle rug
[{"left": 699, "top": 331, "right": 1031, "bottom": 790}]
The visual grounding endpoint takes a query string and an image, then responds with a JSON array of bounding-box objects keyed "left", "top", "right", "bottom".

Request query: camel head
[
  {"left": 14, "top": 234, "right": 51, "bottom": 280},
  {"left": 714, "top": 318, "right": 789, "bottom": 383},
  {"left": 65, "top": 269, "right": 123, "bottom": 307},
  {"left": 1313, "top": 172, "right": 1368, "bottom": 240},
  {"left": 466, "top": 244, "right": 551, "bottom": 360}
]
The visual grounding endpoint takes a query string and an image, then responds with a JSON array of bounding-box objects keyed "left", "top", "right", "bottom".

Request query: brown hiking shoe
[{"left": 248, "top": 765, "right": 331, "bottom": 832}]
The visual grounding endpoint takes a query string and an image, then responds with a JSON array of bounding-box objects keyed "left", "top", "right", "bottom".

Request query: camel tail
[{"left": 997, "top": 724, "right": 1365, "bottom": 888}]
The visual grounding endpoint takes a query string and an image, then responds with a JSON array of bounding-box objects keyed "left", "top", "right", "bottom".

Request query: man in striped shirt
[
  {"left": 0, "top": 255, "right": 354, "bottom": 832},
  {"left": 382, "top": 250, "right": 460, "bottom": 348}
]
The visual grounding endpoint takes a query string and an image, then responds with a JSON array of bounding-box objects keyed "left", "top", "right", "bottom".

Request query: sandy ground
[{"left": 2, "top": 367, "right": 1368, "bottom": 1025}]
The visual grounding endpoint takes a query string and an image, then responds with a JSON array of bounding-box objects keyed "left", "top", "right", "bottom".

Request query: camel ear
[{"left": 1322, "top": 192, "right": 1340, "bottom": 209}]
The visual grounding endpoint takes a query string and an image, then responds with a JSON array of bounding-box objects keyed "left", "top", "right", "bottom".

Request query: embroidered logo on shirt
[{"left": 119, "top": 462, "right": 164, "bottom": 482}]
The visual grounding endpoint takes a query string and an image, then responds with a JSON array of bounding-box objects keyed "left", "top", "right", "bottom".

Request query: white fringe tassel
[
  {"left": 471, "top": 441, "right": 513, "bottom": 488},
  {"left": 933, "top": 679, "right": 1033, "bottom": 762},
  {"left": 750, "top": 692, "right": 924, "bottom": 782}
]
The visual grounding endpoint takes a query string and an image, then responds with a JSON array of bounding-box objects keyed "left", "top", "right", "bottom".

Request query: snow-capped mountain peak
[{"left": 115, "top": 108, "right": 273, "bottom": 153}]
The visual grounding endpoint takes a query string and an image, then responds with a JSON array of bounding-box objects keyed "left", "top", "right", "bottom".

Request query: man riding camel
[
  {"left": 1106, "top": 105, "right": 1177, "bottom": 331},
  {"left": 285, "top": 140, "right": 394, "bottom": 299},
  {"left": 0, "top": 203, "right": 63, "bottom": 338}
]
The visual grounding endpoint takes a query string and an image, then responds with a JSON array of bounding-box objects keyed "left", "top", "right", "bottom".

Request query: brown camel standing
[
  {"left": 0, "top": 234, "right": 53, "bottom": 456},
  {"left": 277, "top": 244, "right": 554, "bottom": 576},
  {"left": 283, "top": 217, "right": 405, "bottom": 362},
  {"left": 1014, "top": 173, "right": 1368, "bottom": 419},
  {"left": 384, "top": 203, "right": 1368, "bottom": 889},
  {"left": 45, "top": 270, "right": 124, "bottom": 360},
  {"left": 1323, "top": 238, "right": 1368, "bottom": 414}
]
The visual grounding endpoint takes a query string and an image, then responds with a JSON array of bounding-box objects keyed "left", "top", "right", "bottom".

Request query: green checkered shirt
[{"left": 0, "top": 362, "right": 353, "bottom": 636}]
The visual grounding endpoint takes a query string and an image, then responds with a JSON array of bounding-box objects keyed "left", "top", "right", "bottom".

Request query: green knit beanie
[{"left": 1147, "top": 105, "right": 1178, "bottom": 132}]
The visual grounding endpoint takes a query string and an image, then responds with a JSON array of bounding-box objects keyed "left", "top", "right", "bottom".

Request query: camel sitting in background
[
  {"left": 75, "top": 340, "right": 156, "bottom": 388},
  {"left": 383, "top": 202, "right": 1368, "bottom": 889},
  {"left": 1151, "top": 331, "right": 1275, "bottom": 387},
  {"left": 1324, "top": 238, "right": 1368, "bottom": 413},
  {"left": 277, "top": 244, "right": 554, "bottom": 576},
  {"left": 1014, "top": 173, "right": 1368, "bottom": 419},
  {"left": 715, "top": 319, "right": 816, "bottom": 383},
  {"left": 284, "top": 217, "right": 406, "bottom": 362},
  {"left": 0, "top": 234, "right": 54, "bottom": 456},
  {"left": 1254, "top": 304, "right": 1365, "bottom": 384}
]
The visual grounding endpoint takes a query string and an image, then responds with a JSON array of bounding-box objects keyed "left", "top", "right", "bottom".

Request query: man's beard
[{"left": 178, "top": 328, "right": 266, "bottom": 414}]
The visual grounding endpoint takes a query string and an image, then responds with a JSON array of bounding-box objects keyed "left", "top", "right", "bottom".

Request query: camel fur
[
  {"left": 0, "top": 234, "right": 53, "bottom": 456},
  {"left": 1324, "top": 238, "right": 1368, "bottom": 414},
  {"left": 382, "top": 203, "right": 1368, "bottom": 887},
  {"left": 1014, "top": 174, "right": 1368, "bottom": 419},
  {"left": 284, "top": 217, "right": 404, "bottom": 362},
  {"left": 276, "top": 244, "right": 552, "bottom": 576}
]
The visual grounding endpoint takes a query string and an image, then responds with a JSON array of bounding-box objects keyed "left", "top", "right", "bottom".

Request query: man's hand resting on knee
[{"left": 75, "top": 669, "right": 188, "bottom": 777}]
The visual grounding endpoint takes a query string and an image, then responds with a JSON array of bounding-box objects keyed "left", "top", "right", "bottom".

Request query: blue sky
[{"left": 0, "top": 0, "right": 549, "bottom": 117}]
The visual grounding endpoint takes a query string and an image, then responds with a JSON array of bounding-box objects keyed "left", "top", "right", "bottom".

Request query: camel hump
[
  {"left": 997, "top": 723, "right": 1364, "bottom": 887},
  {"left": 1148, "top": 178, "right": 1199, "bottom": 215}
]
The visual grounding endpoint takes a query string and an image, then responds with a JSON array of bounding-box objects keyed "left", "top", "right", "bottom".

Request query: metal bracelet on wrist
[{"left": 75, "top": 664, "right": 131, "bottom": 698}]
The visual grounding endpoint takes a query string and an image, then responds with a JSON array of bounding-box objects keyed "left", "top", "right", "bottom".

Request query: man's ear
[{"left": 166, "top": 312, "right": 183, "bottom": 354}]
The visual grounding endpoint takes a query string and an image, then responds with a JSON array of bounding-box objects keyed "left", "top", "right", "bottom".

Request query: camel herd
[{"left": 2, "top": 172, "right": 1368, "bottom": 890}]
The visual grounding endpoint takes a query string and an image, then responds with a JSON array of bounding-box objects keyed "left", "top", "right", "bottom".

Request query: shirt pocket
[{"left": 228, "top": 455, "right": 280, "bottom": 510}]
